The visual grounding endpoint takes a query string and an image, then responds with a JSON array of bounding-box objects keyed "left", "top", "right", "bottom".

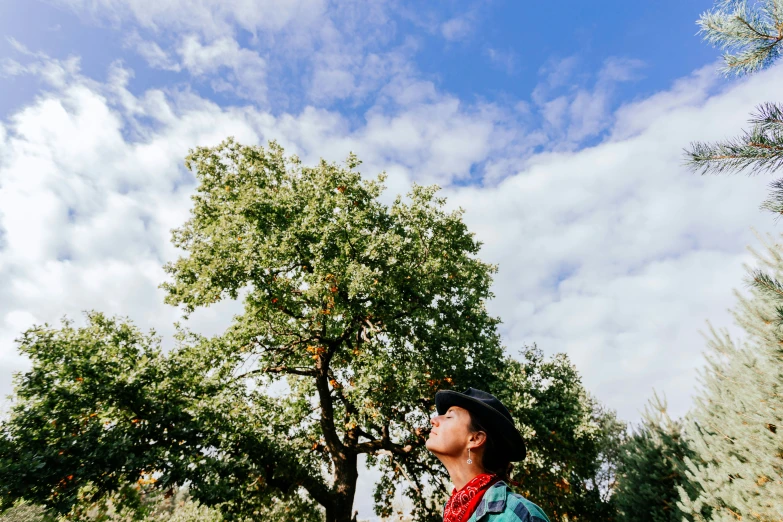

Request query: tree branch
[
  {"left": 234, "top": 365, "right": 317, "bottom": 381},
  {"left": 355, "top": 422, "right": 413, "bottom": 455},
  {"left": 736, "top": 15, "right": 780, "bottom": 42}
]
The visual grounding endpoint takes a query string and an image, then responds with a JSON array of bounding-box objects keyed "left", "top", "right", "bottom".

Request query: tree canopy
[
  {"left": 162, "top": 138, "right": 507, "bottom": 521},
  {"left": 0, "top": 140, "right": 619, "bottom": 521}
]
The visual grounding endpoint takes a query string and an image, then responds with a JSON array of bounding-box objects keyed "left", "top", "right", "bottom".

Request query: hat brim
[{"left": 436, "top": 390, "right": 526, "bottom": 462}]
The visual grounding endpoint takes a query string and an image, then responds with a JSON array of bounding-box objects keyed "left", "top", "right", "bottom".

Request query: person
[{"left": 426, "top": 387, "right": 550, "bottom": 522}]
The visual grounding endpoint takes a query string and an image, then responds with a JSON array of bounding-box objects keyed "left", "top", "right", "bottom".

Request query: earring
[{"left": 467, "top": 448, "right": 473, "bottom": 465}]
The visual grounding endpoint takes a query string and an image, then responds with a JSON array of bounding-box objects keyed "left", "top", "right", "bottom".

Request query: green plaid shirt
[{"left": 461, "top": 481, "right": 550, "bottom": 522}]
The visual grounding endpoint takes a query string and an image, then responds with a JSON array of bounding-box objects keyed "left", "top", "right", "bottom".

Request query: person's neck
[{"left": 442, "top": 458, "right": 486, "bottom": 491}]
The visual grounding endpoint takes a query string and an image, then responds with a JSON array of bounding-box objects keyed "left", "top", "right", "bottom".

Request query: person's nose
[{"left": 430, "top": 415, "right": 440, "bottom": 427}]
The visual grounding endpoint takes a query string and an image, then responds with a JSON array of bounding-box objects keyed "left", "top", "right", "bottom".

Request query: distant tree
[
  {"left": 614, "top": 393, "right": 700, "bottom": 522},
  {"left": 499, "top": 349, "right": 624, "bottom": 522},
  {"left": 677, "top": 238, "right": 783, "bottom": 521},
  {"left": 686, "top": 0, "right": 783, "bottom": 214}
]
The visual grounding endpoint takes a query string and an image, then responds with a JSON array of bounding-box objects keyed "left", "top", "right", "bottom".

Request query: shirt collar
[{"left": 470, "top": 480, "right": 508, "bottom": 520}]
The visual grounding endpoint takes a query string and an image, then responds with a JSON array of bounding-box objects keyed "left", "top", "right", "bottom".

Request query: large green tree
[
  {"left": 0, "top": 319, "right": 616, "bottom": 522},
  {"left": 1, "top": 140, "right": 620, "bottom": 521},
  {"left": 160, "top": 139, "right": 507, "bottom": 522},
  {"left": 0, "top": 313, "right": 323, "bottom": 520}
]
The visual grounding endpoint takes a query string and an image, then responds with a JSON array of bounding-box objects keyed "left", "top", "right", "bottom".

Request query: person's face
[{"left": 425, "top": 406, "right": 473, "bottom": 457}]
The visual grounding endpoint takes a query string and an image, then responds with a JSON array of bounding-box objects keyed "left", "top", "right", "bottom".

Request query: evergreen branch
[
  {"left": 748, "top": 102, "right": 783, "bottom": 132},
  {"left": 761, "top": 179, "right": 783, "bottom": 216},
  {"left": 698, "top": 1, "right": 783, "bottom": 75},
  {"left": 721, "top": 41, "right": 782, "bottom": 75},
  {"left": 750, "top": 269, "right": 783, "bottom": 298},
  {"left": 685, "top": 125, "right": 783, "bottom": 175}
]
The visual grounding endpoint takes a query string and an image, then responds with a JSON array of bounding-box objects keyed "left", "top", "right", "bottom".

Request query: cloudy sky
[{"left": 1, "top": 0, "right": 780, "bottom": 516}]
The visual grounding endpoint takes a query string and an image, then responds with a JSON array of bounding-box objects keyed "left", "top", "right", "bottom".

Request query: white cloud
[
  {"left": 1, "top": 38, "right": 82, "bottom": 88},
  {"left": 53, "top": 0, "right": 327, "bottom": 39},
  {"left": 126, "top": 33, "right": 181, "bottom": 71},
  {"left": 485, "top": 47, "right": 516, "bottom": 74},
  {"left": 441, "top": 15, "right": 473, "bottom": 41},
  {"left": 177, "top": 34, "right": 267, "bottom": 103},
  {"left": 531, "top": 56, "right": 646, "bottom": 146},
  {"left": 536, "top": 56, "right": 579, "bottom": 93},
  {"left": 52, "top": 0, "right": 409, "bottom": 108},
  {"left": 306, "top": 44, "right": 419, "bottom": 106},
  {"left": 448, "top": 64, "right": 782, "bottom": 419}
]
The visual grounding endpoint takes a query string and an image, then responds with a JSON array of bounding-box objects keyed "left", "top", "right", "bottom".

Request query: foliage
[
  {"left": 686, "top": 103, "right": 783, "bottom": 180},
  {"left": 497, "top": 348, "right": 624, "bottom": 522},
  {"left": 161, "top": 138, "right": 507, "bottom": 521},
  {"left": 0, "top": 487, "right": 226, "bottom": 522},
  {"left": 0, "top": 500, "right": 57, "bottom": 522},
  {"left": 0, "top": 313, "right": 322, "bottom": 520},
  {"left": 677, "top": 237, "right": 783, "bottom": 521},
  {"left": 684, "top": 6, "right": 783, "bottom": 518},
  {"left": 1, "top": 140, "right": 627, "bottom": 521},
  {"left": 697, "top": 0, "right": 783, "bottom": 76},
  {"left": 687, "top": 1, "right": 783, "bottom": 215},
  {"left": 614, "top": 393, "right": 700, "bottom": 522}
]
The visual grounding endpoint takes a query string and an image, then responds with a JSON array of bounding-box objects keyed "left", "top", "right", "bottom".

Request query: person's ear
[{"left": 470, "top": 430, "right": 487, "bottom": 449}]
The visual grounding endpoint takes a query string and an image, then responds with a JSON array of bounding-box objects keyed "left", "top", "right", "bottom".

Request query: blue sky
[
  {"left": 1, "top": 1, "right": 720, "bottom": 130},
  {"left": 0, "top": 1, "right": 780, "bottom": 517}
]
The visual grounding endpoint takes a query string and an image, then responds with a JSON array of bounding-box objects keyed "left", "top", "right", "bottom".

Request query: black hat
[{"left": 435, "top": 387, "right": 526, "bottom": 462}]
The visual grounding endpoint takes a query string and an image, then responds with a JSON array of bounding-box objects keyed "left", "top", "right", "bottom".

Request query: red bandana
[{"left": 443, "top": 473, "right": 499, "bottom": 522}]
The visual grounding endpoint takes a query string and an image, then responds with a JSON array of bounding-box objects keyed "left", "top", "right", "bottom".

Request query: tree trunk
[{"left": 326, "top": 450, "right": 359, "bottom": 522}]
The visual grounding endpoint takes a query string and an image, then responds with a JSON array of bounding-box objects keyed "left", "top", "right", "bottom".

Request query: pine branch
[
  {"left": 749, "top": 268, "right": 783, "bottom": 323},
  {"left": 750, "top": 269, "right": 783, "bottom": 298},
  {"left": 685, "top": 134, "right": 783, "bottom": 175},
  {"left": 748, "top": 102, "right": 783, "bottom": 131},
  {"left": 698, "top": 0, "right": 783, "bottom": 76},
  {"left": 685, "top": 104, "right": 783, "bottom": 175},
  {"left": 760, "top": 178, "right": 783, "bottom": 215}
]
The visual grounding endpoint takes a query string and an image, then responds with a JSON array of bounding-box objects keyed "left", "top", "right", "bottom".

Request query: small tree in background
[
  {"left": 614, "top": 393, "right": 699, "bottom": 522},
  {"left": 499, "top": 349, "right": 624, "bottom": 522}
]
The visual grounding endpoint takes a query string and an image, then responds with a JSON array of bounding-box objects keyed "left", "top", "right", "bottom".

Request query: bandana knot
[{"left": 443, "top": 473, "right": 499, "bottom": 522}]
